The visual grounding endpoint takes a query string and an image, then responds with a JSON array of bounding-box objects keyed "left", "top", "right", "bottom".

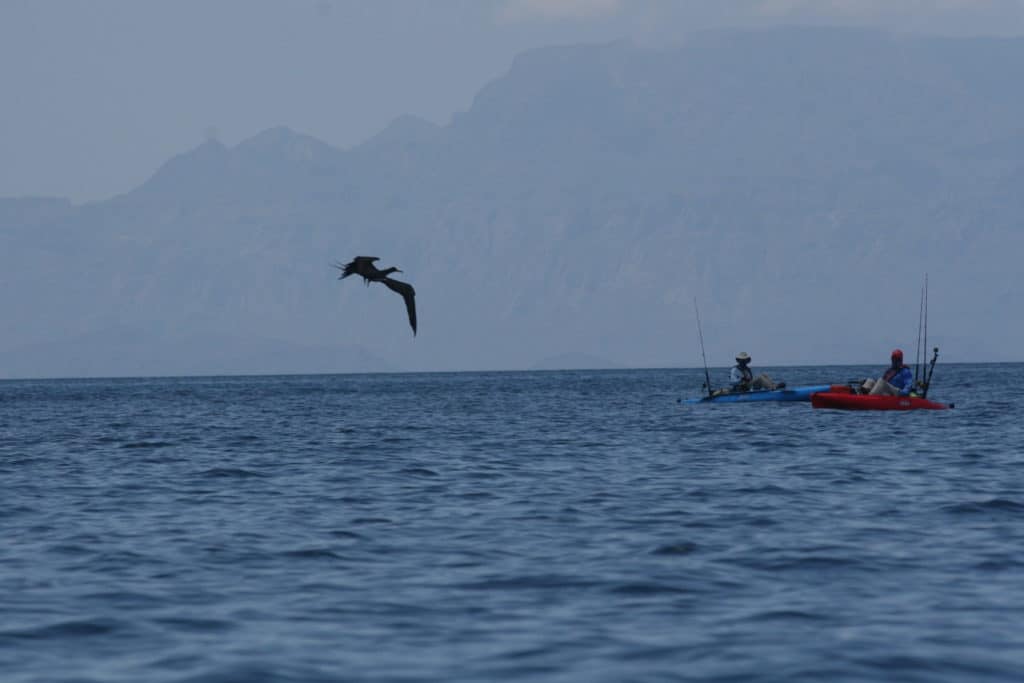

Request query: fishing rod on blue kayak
[{"left": 694, "top": 298, "right": 713, "bottom": 399}]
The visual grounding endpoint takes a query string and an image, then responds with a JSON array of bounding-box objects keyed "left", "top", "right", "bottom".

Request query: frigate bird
[
  {"left": 333, "top": 256, "right": 397, "bottom": 285},
  {"left": 333, "top": 256, "right": 417, "bottom": 335}
]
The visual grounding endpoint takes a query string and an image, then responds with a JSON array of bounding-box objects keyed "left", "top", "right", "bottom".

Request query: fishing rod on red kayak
[
  {"left": 923, "top": 273, "right": 928, "bottom": 371},
  {"left": 920, "top": 274, "right": 931, "bottom": 395},
  {"left": 917, "top": 276, "right": 938, "bottom": 399},
  {"left": 922, "top": 346, "right": 939, "bottom": 399},
  {"left": 694, "top": 298, "right": 713, "bottom": 399},
  {"left": 914, "top": 279, "right": 925, "bottom": 386}
]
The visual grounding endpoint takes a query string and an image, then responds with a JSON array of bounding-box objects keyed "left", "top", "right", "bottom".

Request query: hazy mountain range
[{"left": 2, "top": 27, "right": 1022, "bottom": 378}]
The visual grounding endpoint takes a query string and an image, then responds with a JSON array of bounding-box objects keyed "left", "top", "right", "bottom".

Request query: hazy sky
[{"left": 3, "top": 0, "right": 1023, "bottom": 202}]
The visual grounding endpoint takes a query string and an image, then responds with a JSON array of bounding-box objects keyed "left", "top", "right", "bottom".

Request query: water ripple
[{"left": 1, "top": 365, "right": 1022, "bottom": 682}]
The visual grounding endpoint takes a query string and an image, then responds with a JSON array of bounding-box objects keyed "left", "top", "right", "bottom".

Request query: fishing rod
[
  {"left": 922, "top": 346, "right": 939, "bottom": 399},
  {"left": 914, "top": 280, "right": 925, "bottom": 385},
  {"left": 918, "top": 275, "right": 938, "bottom": 398},
  {"left": 694, "top": 298, "right": 713, "bottom": 399},
  {"left": 923, "top": 273, "right": 929, "bottom": 370}
]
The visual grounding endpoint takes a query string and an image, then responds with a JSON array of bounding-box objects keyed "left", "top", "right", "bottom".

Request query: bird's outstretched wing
[
  {"left": 382, "top": 277, "right": 417, "bottom": 336},
  {"left": 333, "top": 256, "right": 379, "bottom": 279}
]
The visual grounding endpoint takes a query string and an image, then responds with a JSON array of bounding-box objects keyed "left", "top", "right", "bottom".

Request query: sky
[{"left": 2, "top": 0, "right": 1024, "bottom": 202}]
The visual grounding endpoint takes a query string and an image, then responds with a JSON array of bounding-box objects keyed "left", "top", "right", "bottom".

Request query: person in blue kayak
[
  {"left": 730, "top": 352, "right": 781, "bottom": 392},
  {"left": 861, "top": 349, "right": 914, "bottom": 396}
]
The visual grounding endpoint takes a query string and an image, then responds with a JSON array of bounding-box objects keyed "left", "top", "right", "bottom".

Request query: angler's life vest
[
  {"left": 883, "top": 365, "right": 913, "bottom": 392},
  {"left": 736, "top": 364, "right": 753, "bottom": 383}
]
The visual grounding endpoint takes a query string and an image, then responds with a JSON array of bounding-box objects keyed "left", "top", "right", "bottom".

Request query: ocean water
[{"left": 1, "top": 364, "right": 1022, "bottom": 682}]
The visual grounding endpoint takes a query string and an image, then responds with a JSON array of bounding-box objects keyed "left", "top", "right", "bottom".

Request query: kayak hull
[
  {"left": 811, "top": 392, "right": 951, "bottom": 411},
  {"left": 683, "top": 384, "right": 838, "bottom": 404}
]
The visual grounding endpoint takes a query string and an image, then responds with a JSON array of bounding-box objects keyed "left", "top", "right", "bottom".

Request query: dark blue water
[{"left": 2, "top": 365, "right": 1022, "bottom": 682}]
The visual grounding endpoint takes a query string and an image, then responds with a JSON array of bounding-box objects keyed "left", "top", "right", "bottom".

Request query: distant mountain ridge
[
  {"left": 2, "top": 27, "right": 1023, "bottom": 378},
  {"left": 0, "top": 328, "right": 394, "bottom": 380}
]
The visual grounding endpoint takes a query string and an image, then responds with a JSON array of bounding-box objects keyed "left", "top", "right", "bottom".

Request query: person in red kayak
[
  {"left": 861, "top": 349, "right": 914, "bottom": 396},
  {"left": 731, "top": 352, "right": 781, "bottom": 392}
]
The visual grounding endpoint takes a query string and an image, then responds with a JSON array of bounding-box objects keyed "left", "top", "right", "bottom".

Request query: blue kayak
[{"left": 681, "top": 384, "right": 836, "bottom": 404}]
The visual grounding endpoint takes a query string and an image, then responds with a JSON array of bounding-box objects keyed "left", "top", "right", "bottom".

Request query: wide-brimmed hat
[{"left": 736, "top": 352, "right": 751, "bottom": 362}]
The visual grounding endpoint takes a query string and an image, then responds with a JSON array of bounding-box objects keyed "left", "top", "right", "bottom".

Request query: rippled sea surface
[{"left": 2, "top": 364, "right": 1023, "bottom": 682}]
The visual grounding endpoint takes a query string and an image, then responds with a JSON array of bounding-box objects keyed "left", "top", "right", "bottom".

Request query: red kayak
[{"left": 811, "top": 391, "right": 952, "bottom": 411}]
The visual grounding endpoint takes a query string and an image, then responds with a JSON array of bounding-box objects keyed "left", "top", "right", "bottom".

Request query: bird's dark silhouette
[
  {"left": 334, "top": 256, "right": 397, "bottom": 285},
  {"left": 333, "top": 256, "right": 417, "bottom": 335}
]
